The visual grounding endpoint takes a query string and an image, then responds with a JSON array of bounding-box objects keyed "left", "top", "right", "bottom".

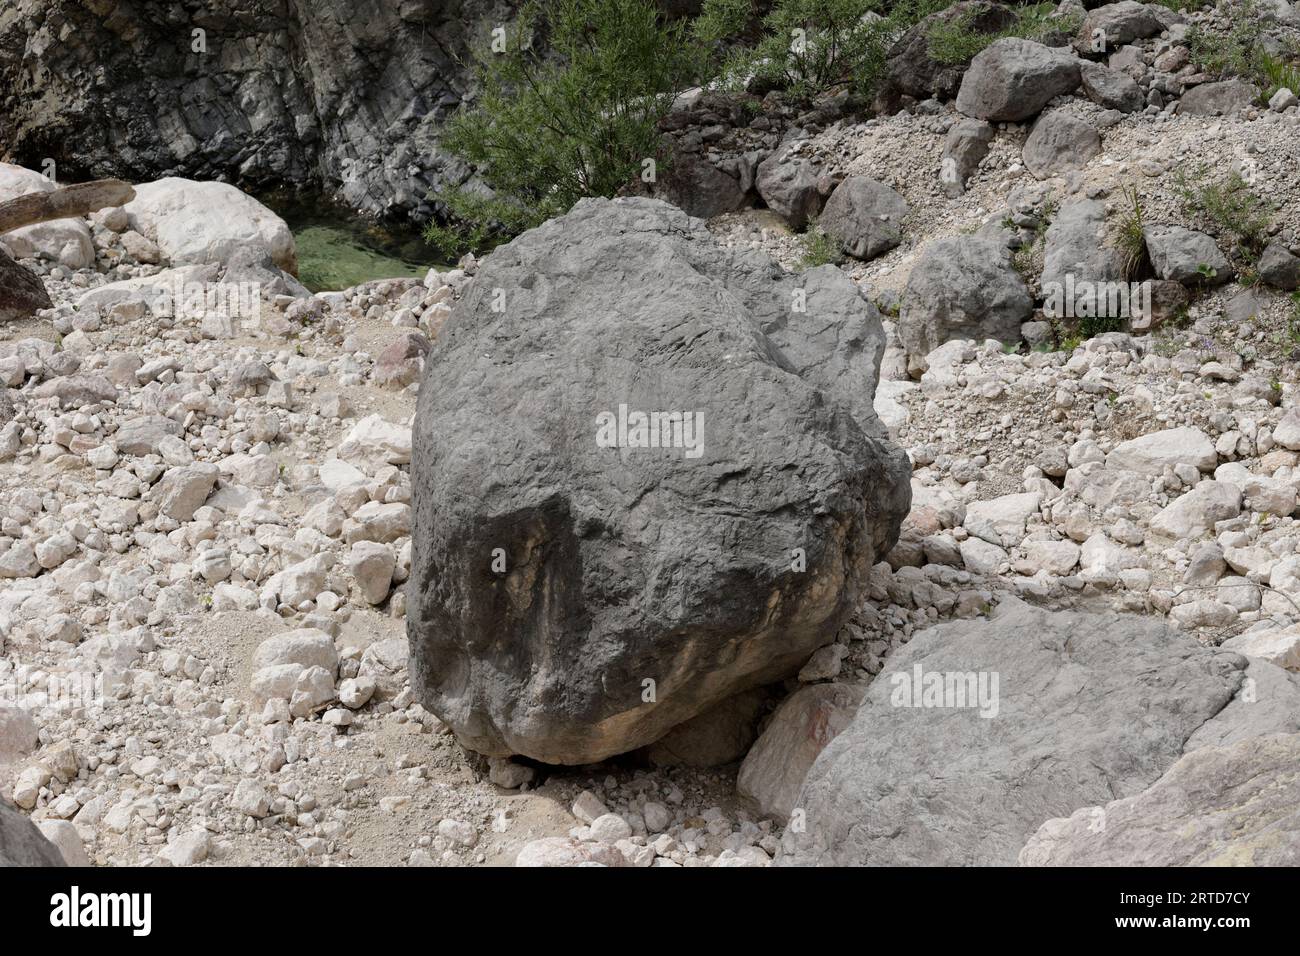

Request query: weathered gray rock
[
  {"left": 122, "top": 178, "right": 297, "bottom": 274},
  {"left": 1178, "top": 79, "right": 1260, "bottom": 116},
  {"left": 738, "top": 682, "right": 864, "bottom": 823},
  {"left": 955, "top": 38, "right": 1082, "bottom": 122},
  {"left": 883, "top": 1, "right": 1018, "bottom": 103},
  {"left": 1076, "top": 1, "right": 1167, "bottom": 51},
  {"left": 0, "top": 163, "right": 95, "bottom": 269},
  {"left": 1019, "top": 733, "right": 1300, "bottom": 866},
  {"left": 1144, "top": 224, "right": 1232, "bottom": 285},
  {"left": 0, "top": 246, "right": 52, "bottom": 323},
  {"left": 1, "top": 801, "right": 66, "bottom": 866},
  {"left": 1258, "top": 240, "right": 1300, "bottom": 290},
  {"left": 1185, "top": 660, "right": 1300, "bottom": 751},
  {"left": 407, "top": 197, "right": 910, "bottom": 765},
  {"left": 652, "top": 152, "right": 750, "bottom": 220},
  {"left": 1079, "top": 60, "right": 1144, "bottom": 112},
  {"left": 1022, "top": 111, "right": 1101, "bottom": 179},
  {"left": 778, "top": 600, "right": 1246, "bottom": 866},
  {"left": 817, "top": 177, "right": 909, "bottom": 261},
  {"left": 1107, "top": 426, "right": 1217, "bottom": 476},
  {"left": 940, "top": 118, "right": 995, "bottom": 197},
  {"left": 1039, "top": 200, "right": 1127, "bottom": 320},
  {"left": 899, "top": 236, "right": 1033, "bottom": 372},
  {"left": 1149, "top": 480, "right": 1242, "bottom": 539},
  {"left": 756, "top": 141, "right": 823, "bottom": 229},
  {"left": 1220, "top": 625, "right": 1300, "bottom": 672},
  {"left": 114, "top": 415, "right": 184, "bottom": 456}
]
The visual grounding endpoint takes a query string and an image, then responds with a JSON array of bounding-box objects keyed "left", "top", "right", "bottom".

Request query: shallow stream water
[{"left": 260, "top": 191, "right": 449, "bottom": 292}]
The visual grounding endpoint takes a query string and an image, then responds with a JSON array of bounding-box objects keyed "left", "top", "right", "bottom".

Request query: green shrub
[
  {"left": 1173, "top": 166, "right": 1271, "bottom": 263},
  {"left": 800, "top": 223, "right": 842, "bottom": 266},
  {"left": 424, "top": 0, "right": 701, "bottom": 258},
  {"left": 693, "top": 0, "right": 952, "bottom": 100},
  {"left": 927, "top": 2, "right": 1077, "bottom": 67}
]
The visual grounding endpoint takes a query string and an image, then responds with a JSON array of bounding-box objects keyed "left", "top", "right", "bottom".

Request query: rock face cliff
[{"left": 0, "top": 0, "right": 514, "bottom": 222}]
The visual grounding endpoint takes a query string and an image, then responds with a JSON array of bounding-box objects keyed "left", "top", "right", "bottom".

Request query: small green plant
[
  {"left": 1196, "top": 263, "right": 1218, "bottom": 282},
  {"left": 800, "top": 224, "right": 842, "bottom": 267},
  {"left": 1152, "top": 0, "right": 1210, "bottom": 11},
  {"left": 1114, "top": 184, "right": 1148, "bottom": 280},
  {"left": 1173, "top": 166, "right": 1271, "bottom": 263},
  {"left": 1078, "top": 316, "right": 1127, "bottom": 339},
  {"left": 1257, "top": 51, "right": 1300, "bottom": 102}
]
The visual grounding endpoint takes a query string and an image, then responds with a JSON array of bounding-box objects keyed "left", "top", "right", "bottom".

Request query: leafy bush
[{"left": 425, "top": 0, "right": 701, "bottom": 257}]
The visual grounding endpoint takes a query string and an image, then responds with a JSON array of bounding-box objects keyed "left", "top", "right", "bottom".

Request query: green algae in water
[
  {"left": 260, "top": 191, "right": 450, "bottom": 293},
  {"left": 293, "top": 224, "right": 432, "bottom": 292}
]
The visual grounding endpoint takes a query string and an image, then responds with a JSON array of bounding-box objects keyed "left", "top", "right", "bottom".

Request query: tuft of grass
[
  {"left": 1187, "top": 0, "right": 1300, "bottom": 101},
  {"left": 1114, "top": 184, "right": 1148, "bottom": 281},
  {"left": 1257, "top": 51, "right": 1300, "bottom": 101},
  {"left": 1151, "top": 0, "right": 1211, "bottom": 11}
]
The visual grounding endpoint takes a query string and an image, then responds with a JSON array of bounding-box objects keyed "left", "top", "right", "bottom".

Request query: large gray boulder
[
  {"left": 1258, "top": 240, "right": 1300, "bottom": 290},
  {"left": 955, "top": 38, "right": 1082, "bottom": 123},
  {"left": 1076, "top": 1, "right": 1167, "bottom": 51},
  {"left": 899, "top": 236, "right": 1033, "bottom": 373},
  {"left": 1185, "top": 659, "right": 1300, "bottom": 751},
  {"left": 1, "top": 801, "right": 66, "bottom": 866},
  {"left": 1019, "top": 733, "right": 1300, "bottom": 866},
  {"left": 1040, "top": 199, "right": 1127, "bottom": 320},
  {"left": 778, "top": 599, "right": 1247, "bottom": 866},
  {"left": 408, "top": 197, "right": 911, "bottom": 766},
  {"left": 1079, "top": 60, "right": 1144, "bottom": 112},
  {"left": 882, "top": 1, "right": 1019, "bottom": 103},
  {"left": 1144, "top": 224, "right": 1232, "bottom": 285},
  {"left": 0, "top": 246, "right": 52, "bottom": 323},
  {"left": 817, "top": 177, "right": 909, "bottom": 261},
  {"left": 1178, "top": 79, "right": 1260, "bottom": 116},
  {"left": 1022, "top": 111, "right": 1101, "bottom": 179},
  {"left": 756, "top": 141, "right": 823, "bottom": 230}
]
